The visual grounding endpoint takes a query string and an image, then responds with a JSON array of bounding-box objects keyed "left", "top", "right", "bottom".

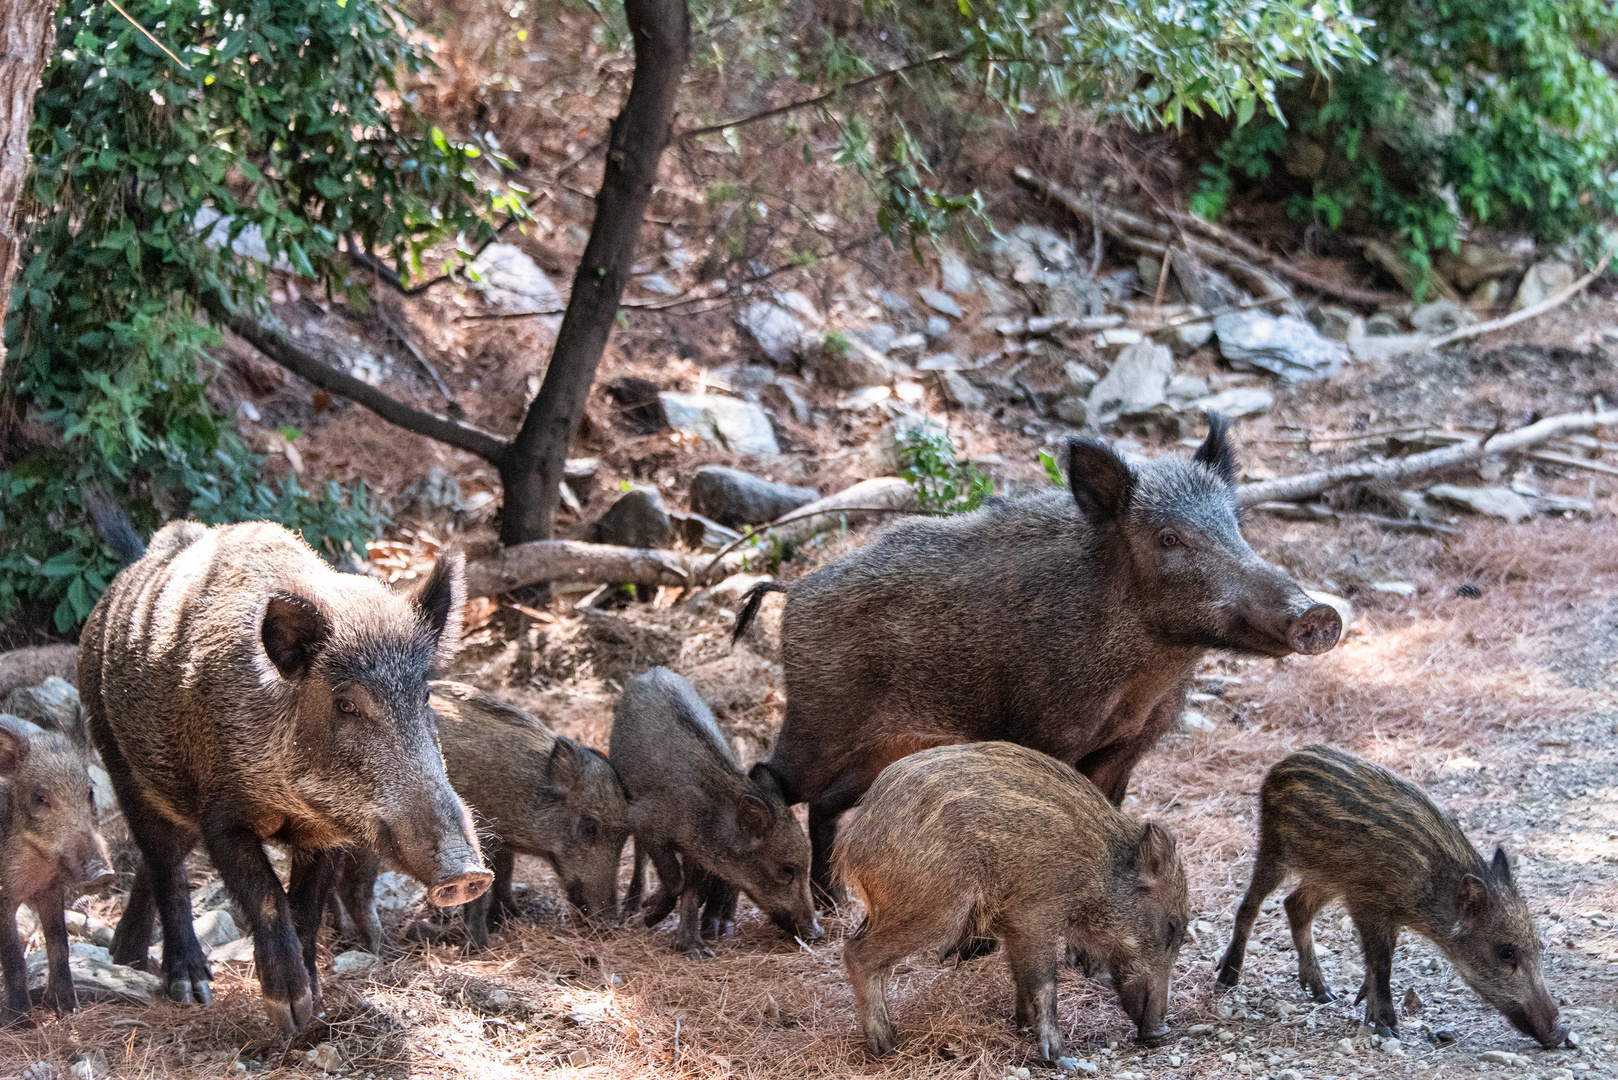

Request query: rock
[
  {"left": 1438, "top": 242, "right": 1522, "bottom": 291},
  {"left": 305, "top": 1042, "right": 342, "bottom": 1073},
  {"left": 1061, "top": 362, "right": 1100, "bottom": 398},
  {"left": 1190, "top": 387, "right": 1274, "bottom": 420},
  {"left": 1173, "top": 320, "right": 1215, "bottom": 351},
  {"left": 1054, "top": 397, "right": 1088, "bottom": 426},
  {"left": 397, "top": 466, "right": 467, "bottom": 516},
  {"left": 210, "top": 937, "right": 255, "bottom": 963},
  {"left": 1087, "top": 340, "right": 1173, "bottom": 425},
  {"left": 671, "top": 511, "right": 741, "bottom": 550},
  {"left": 1410, "top": 299, "right": 1478, "bottom": 335},
  {"left": 1215, "top": 312, "right": 1346, "bottom": 382},
  {"left": 940, "top": 251, "right": 975, "bottom": 295},
  {"left": 1477, "top": 1050, "right": 1517, "bottom": 1066},
  {"left": 69, "top": 1052, "right": 108, "bottom": 1080},
  {"left": 658, "top": 393, "right": 780, "bottom": 455},
  {"left": 5, "top": 676, "right": 82, "bottom": 734},
  {"left": 586, "top": 487, "right": 674, "bottom": 548},
  {"left": 1402, "top": 987, "right": 1423, "bottom": 1015},
  {"left": 809, "top": 336, "right": 893, "bottom": 389},
  {"left": 761, "top": 378, "right": 812, "bottom": 426},
  {"left": 838, "top": 386, "right": 893, "bottom": 411},
  {"left": 22, "top": 1064, "right": 59, "bottom": 1080},
  {"left": 374, "top": 870, "right": 427, "bottom": 912},
  {"left": 1349, "top": 334, "right": 1428, "bottom": 362},
  {"left": 1427, "top": 484, "right": 1534, "bottom": 523},
  {"left": 935, "top": 371, "right": 986, "bottom": 409},
  {"left": 924, "top": 315, "right": 950, "bottom": 341},
  {"left": 1043, "top": 271, "right": 1107, "bottom": 319},
  {"left": 331, "top": 949, "right": 380, "bottom": 976},
  {"left": 1096, "top": 327, "right": 1145, "bottom": 348},
  {"left": 988, "top": 224, "right": 1076, "bottom": 285},
  {"left": 1310, "top": 305, "right": 1358, "bottom": 341},
  {"left": 1470, "top": 279, "right": 1503, "bottom": 306},
  {"left": 916, "top": 287, "right": 962, "bottom": 319},
  {"left": 853, "top": 324, "right": 897, "bottom": 354},
  {"left": 193, "top": 909, "right": 241, "bottom": 951},
  {"left": 1514, "top": 260, "right": 1576, "bottom": 310},
  {"left": 468, "top": 244, "right": 563, "bottom": 330},
  {"left": 978, "top": 276, "right": 1018, "bottom": 315},
  {"left": 1365, "top": 312, "right": 1402, "bottom": 336},
  {"left": 1531, "top": 493, "right": 1595, "bottom": 517},
  {"left": 773, "top": 289, "right": 822, "bottom": 326},
  {"left": 876, "top": 289, "right": 913, "bottom": 315},
  {"left": 1166, "top": 374, "right": 1210, "bottom": 408},
  {"left": 638, "top": 272, "right": 679, "bottom": 296},
  {"left": 1179, "top": 710, "right": 1216, "bottom": 733},
  {"left": 1370, "top": 581, "right": 1418, "bottom": 596},
  {"left": 888, "top": 332, "right": 927, "bottom": 364},
  {"left": 689, "top": 466, "right": 818, "bottom": 528},
  {"left": 27, "top": 945, "right": 162, "bottom": 1005},
  {"left": 737, "top": 302, "right": 806, "bottom": 364},
  {"left": 563, "top": 1049, "right": 592, "bottom": 1068}
]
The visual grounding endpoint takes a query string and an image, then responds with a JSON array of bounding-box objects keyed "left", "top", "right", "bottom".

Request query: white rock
[
  {"left": 659, "top": 392, "right": 780, "bottom": 455},
  {"left": 935, "top": 371, "right": 986, "bottom": 409},
  {"left": 1096, "top": 328, "right": 1145, "bottom": 347},
  {"left": 773, "top": 289, "right": 822, "bottom": 325},
  {"left": 1370, "top": 580, "right": 1417, "bottom": 596},
  {"left": 940, "top": 251, "right": 975, "bottom": 295},
  {"left": 1062, "top": 362, "right": 1100, "bottom": 397},
  {"left": 1054, "top": 396, "right": 1088, "bottom": 426},
  {"left": 1192, "top": 386, "right": 1274, "bottom": 420},
  {"left": 1477, "top": 1050, "right": 1517, "bottom": 1065},
  {"left": 1175, "top": 320, "right": 1215, "bottom": 351},
  {"left": 917, "top": 287, "right": 963, "bottom": 319},
  {"left": 638, "top": 272, "right": 680, "bottom": 296},
  {"left": 1087, "top": 340, "right": 1173, "bottom": 425},
  {"left": 468, "top": 244, "right": 563, "bottom": 330},
  {"left": 69, "top": 1052, "right": 108, "bottom": 1080},
  {"left": 838, "top": 386, "right": 893, "bottom": 411},
  {"left": 1349, "top": 333, "right": 1428, "bottom": 362},
  {"left": 210, "top": 936, "right": 256, "bottom": 963},
  {"left": 1427, "top": 484, "right": 1535, "bottom": 523},
  {"left": 27, "top": 945, "right": 162, "bottom": 1004},
  {"left": 737, "top": 302, "right": 807, "bottom": 365},
  {"left": 916, "top": 352, "right": 964, "bottom": 371},
  {"left": 373, "top": 870, "right": 427, "bottom": 912},
  {"left": 1410, "top": 299, "right": 1478, "bottom": 335},
  {"left": 1215, "top": 311, "right": 1347, "bottom": 381},
  {"left": 331, "top": 950, "right": 380, "bottom": 976},
  {"left": 193, "top": 909, "right": 240, "bottom": 951},
  {"left": 1513, "top": 261, "right": 1575, "bottom": 310},
  {"left": 1179, "top": 710, "right": 1217, "bottom": 733},
  {"left": 193, "top": 206, "right": 296, "bottom": 273}
]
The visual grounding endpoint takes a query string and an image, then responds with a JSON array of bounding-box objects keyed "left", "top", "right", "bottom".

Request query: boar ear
[
  {"left": 1135, "top": 821, "right": 1176, "bottom": 885},
  {"left": 261, "top": 593, "right": 331, "bottom": 680},
  {"left": 1067, "top": 439, "right": 1136, "bottom": 525},
  {"left": 546, "top": 738, "right": 584, "bottom": 794},
  {"left": 1458, "top": 872, "right": 1492, "bottom": 923},
  {"left": 748, "top": 762, "right": 784, "bottom": 803},
  {"left": 1491, "top": 846, "right": 1515, "bottom": 889},
  {"left": 409, "top": 553, "right": 465, "bottom": 668},
  {"left": 1193, "top": 412, "right": 1238, "bottom": 486},
  {"left": 0, "top": 714, "right": 39, "bottom": 776},
  {"left": 735, "top": 793, "right": 772, "bottom": 842}
]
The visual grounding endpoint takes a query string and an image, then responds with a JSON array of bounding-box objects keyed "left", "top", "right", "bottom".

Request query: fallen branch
[
  {"left": 1236, "top": 408, "right": 1618, "bottom": 506},
  {"left": 994, "top": 314, "right": 1122, "bottom": 336},
  {"left": 465, "top": 540, "right": 745, "bottom": 597},
  {"left": 1430, "top": 252, "right": 1613, "bottom": 348},
  {"left": 700, "top": 478, "right": 924, "bottom": 577},
  {"left": 1165, "top": 208, "right": 1402, "bottom": 307},
  {"left": 1528, "top": 449, "right": 1618, "bottom": 479}
]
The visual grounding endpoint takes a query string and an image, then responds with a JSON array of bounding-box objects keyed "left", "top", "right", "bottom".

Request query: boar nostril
[
  {"left": 1288, "top": 603, "right": 1342, "bottom": 655},
  {"left": 427, "top": 869, "right": 493, "bottom": 907}
]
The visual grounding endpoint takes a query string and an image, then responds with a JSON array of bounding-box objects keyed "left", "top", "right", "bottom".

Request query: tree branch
[{"left": 226, "top": 316, "right": 511, "bottom": 465}]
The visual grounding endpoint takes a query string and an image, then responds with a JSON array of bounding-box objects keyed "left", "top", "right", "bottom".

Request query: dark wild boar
[
  {"left": 79, "top": 520, "right": 490, "bottom": 1034},
  {"left": 834, "top": 742, "right": 1188, "bottom": 1064},
  {"left": 0, "top": 645, "right": 79, "bottom": 703},
  {"left": 1216, "top": 745, "right": 1566, "bottom": 1047},
  {"left": 736, "top": 415, "right": 1341, "bottom": 900},
  {"left": 335, "top": 681, "right": 631, "bottom": 950},
  {"left": 611, "top": 667, "right": 818, "bottom": 956},
  {"left": 0, "top": 715, "right": 114, "bottom": 1025}
]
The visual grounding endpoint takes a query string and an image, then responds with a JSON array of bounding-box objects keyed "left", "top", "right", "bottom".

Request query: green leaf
[{"left": 1039, "top": 449, "right": 1066, "bottom": 487}]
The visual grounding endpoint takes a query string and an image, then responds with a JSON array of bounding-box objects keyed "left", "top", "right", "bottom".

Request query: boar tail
[
  {"left": 731, "top": 581, "right": 786, "bottom": 645},
  {"left": 86, "top": 490, "right": 146, "bottom": 566}
]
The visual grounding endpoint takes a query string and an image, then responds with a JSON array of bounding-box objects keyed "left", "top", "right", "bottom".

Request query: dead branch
[
  {"left": 465, "top": 540, "right": 745, "bottom": 596},
  {"left": 1163, "top": 207, "right": 1402, "bottom": 306},
  {"left": 1528, "top": 450, "right": 1618, "bottom": 478},
  {"left": 1236, "top": 408, "right": 1618, "bottom": 506},
  {"left": 994, "top": 314, "right": 1122, "bottom": 336},
  {"left": 1430, "top": 251, "right": 1613, "bottom": 348},
  {"left": 700, "top": 478, "right": 923, "bottom": 577}
]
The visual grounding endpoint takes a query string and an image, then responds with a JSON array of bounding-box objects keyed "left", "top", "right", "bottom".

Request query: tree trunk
[
  {"left": 0, "top": 1, "right": 56, "bottom": 378},
  {"left": 497, "top": 0, "right": 690, "bottom": 545}
]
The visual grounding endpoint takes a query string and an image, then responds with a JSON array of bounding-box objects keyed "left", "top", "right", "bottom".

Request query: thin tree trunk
[
  {"left": 498, "top": 0, "right": 690, "bottom": 545},
  {"left": 0, "top": 1, "right": 57, "bottom": 378}
]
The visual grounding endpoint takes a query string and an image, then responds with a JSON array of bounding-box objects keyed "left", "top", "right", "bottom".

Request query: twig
[
  {"left": 1167, "top": 206, "right": 1401, "bottom": 306},
  {"left": 107, "top": 0, "right": 190, "bottom": 69},
  {"left": 1236, "top": 407, "right": 1618, "bottom": 506},
  {"left": 1527, "top": 450, "right": 1618, "bottom": 478},
  {"left": 1152, "top": 246, "right": 1174, "bottom": 309},
  {"left": 1429, "top": 252, "right": 1613, "bottom": 348},
  {"left": 699, "top": 503, "right": 947, "bottom": 580}
]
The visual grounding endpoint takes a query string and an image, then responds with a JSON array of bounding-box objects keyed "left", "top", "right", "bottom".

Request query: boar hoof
[
  {"left": 1372, "top": 1021, "right": 1397, "bottom": 1039},
  {"left": 263, "top": 988, "right": 314, "bottom": 1034},
  {"left": 167, "top": 977, "right": 212, "bottom": 1007},
  {"left": 864, "top": 1026, "right": 895, "bottom": 1057},
  {"left": 1054, "top": 1056, "right": 1080, "bottom": 1073},
  {"left": 678, "top": 941, "right": 715, "bottom": 959},
  {"left": 1312, "top": 988, "right": 1338, "bottom": 1004},
  {"left": 1135, "top": 1025, "right": 1171, "bottom": 1047},
  {"left": 1215, "top": 965, "right": 1240, "bottom": 989}
]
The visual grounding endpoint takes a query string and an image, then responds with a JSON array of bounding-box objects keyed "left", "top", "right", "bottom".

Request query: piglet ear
[
  {"left": 0, "top": 714, "right": 40, "bottom": 776},
  {"left": 546, "top": 738, "right": 584, "bottom": 795},
  {"left": 1194, "top": 412, "right": 1238, "bottom": 486},
  {"left": 261, "top": 593, "right": 331, "bottom": 680},
  {"left": 748, "top": 762, "right": 784, "bottom": 802},
  {"left": 1067, "top": 439, "right": 1136, "bottom": 525},
  {"left": 408, "top": 552, "right": 465, "bottom": 667},
  {"left": 1135, "top": 821, "right": 1177, "bottom": 885},
  {"left": 1458, "top": 872, "right": 1492, "bottom": 924},
  {"left": 735, "top": 793, "right": 772, "bottom": 842},
  {"left": 1491, "top": 846, "right": 1515, "bottom": 889}
]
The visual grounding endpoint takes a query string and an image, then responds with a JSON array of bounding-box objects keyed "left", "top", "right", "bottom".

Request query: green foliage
[
  {"left": 899, "top": 427, "right": 993, "bottom": 514},
  {"left": 1194, "top": 0, "right": 1618, "bottom": 283},
  {"left": 822, "top": 330, "right": 852, "bottom": 358},
  {"left": 1039, "top": 448, "right": 1066, "bottom": 487},
  {"left": 2, "top": 0, "right": 517, "bottom": 631}
]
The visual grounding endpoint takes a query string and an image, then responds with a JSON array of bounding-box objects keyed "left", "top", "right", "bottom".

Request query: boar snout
[
  {"left": 565, "top": 878, "right": 619, "bottom": 925},
  {"left": 79, "top": 855, "right": 114, "bottom": 894},
  {"left": 1117, "top": 974, "right": 1171, "bottom": 1045},
  {"left": 1288, "top": 602, "right": 1342, "bottom": 655},
  {"left": 771, "top": 908, "right": 823, "bottom": 942},
  {"left": 427, "top": 844, "right": 493, "bottom": 907},
  {"left": 66, "top": 834, "right": 114, "bottom": 894},
  {"left": 1502, "top": 993, "right": 1567, "bottom": 1048}
]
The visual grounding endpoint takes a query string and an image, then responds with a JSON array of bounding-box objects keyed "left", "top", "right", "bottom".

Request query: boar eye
[
  {"left": 1498, "top": 944, "right": 1519, "bottom": 965},
  {"left": 777, "top": 864, "right": 798, "bottom": 884},
  {"left": 579, "top": 817, "right": 600, "bottom": 841},
  {"left": 33, "top": 788, "right": 51, "bottom": 810},
  {"left": 336, "top": 697, "right": 361, "bottom": 716},
  {"left": 423, "top": 688, "right": 431, "bottom": 705},
  {"left": 1159, "top": 531, "right": 1180, "bottom": 549}
]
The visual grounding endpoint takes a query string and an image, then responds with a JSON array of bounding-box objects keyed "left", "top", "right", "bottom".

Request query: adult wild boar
[
  {"left": 79, "top": 521, "right": 491, "bottom": 1033},
  {"left": 735, "top": 415, "right": 1341, "bottom": 900}
]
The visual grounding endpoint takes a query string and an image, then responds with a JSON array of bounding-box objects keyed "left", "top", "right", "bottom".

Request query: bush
[
  {"left": 2, "top": 0, "right": 518, "bottom": 631},
  {"left": 1193, "top": 0, "right": 1618, "bottom": 284},
  {"left": 899, "top": 426, "right": 993, "bottom": 514}
]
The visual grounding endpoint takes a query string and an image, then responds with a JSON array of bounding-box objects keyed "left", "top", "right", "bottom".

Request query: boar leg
[
  {"left": 109, "top": 866, "right": 157, "bottom": 973},
  {"left": 287, "top": 848, "right": 339, "bottom": 1011},
  {"left": 487, "top": 847, "right": 519, "bottom": 926},
  {"left": 34, "top": 885, "right": 76, "bottom": 1015},
  {"left": 203, "top": 819, "right": 310, "bottom": 1033},
  {"left": 1283, "top": 885, "right": 1336, "bottom": 1003},
  {"left": 625, "top": 840, "right": 648, "bottom": 915},
  {"left": 1217, "top": 849, "right": 1287, "bottom": 989},
  {"left": 673, "top": 870, "right": 714, "bottom": 958},
  {"left": 842, "top": 923, "right": 907, "bottom": 1056},
  {"left": 1, "top": 901, "right": 31, "bottom": 1025},
  {"left": 1351, "top": 912, "right": 1399, "bottom": 1037},
  {"left": 700, "top": 876, "right": 739, "bottom": 941},
  {"left": 808, "top": 769, "right": 879, "bottom": 908},
  {"left": 1003, "top": 922, "right": 1070, "bottom": 1068},
  {"left": 333, "top": 850, "right": 383, "bottom": 956},
  {"left": 116, "top": 808, "right": 210, "bottom": 1006},
  {"left": 1077, "top": 702, "right": 1180, "bottom": 807},
  {"left": 640, "top": 843, "right": 685, "bottom": 929}
]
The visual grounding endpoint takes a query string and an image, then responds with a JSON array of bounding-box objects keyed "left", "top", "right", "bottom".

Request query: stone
[
  {"left": 1477, "top": 1050, "right": 1517, "bottom": 1066},
  {"left": 27, "top": 945, "right": 162, "bottom": 1005},
  {"left": 838, "top": 386, "right": 893, "bottom": 411},
  {"left": 5, "top": 676, "right": 81, "bottom": 734},
  {"left": 1043, "top": 271, "right": 1107, "bottom": 319},
  {"left": 737, "top": 302, "right": 806, "bottom": 364},
  {"left": 1427, "top": 484, "right": 1534, "bottom": 523},
  {"left": 69, "top": 1052, "right": 108, "bottom": 1080},
  {"left": 1349, "top": 334, "right": 1428, "bottom": 363},
  {"left": 397, "top": 466, "right": 467, "bottom": 516},
  {"left": 468, "top": 244, "right": 564, "bottom": 330},
  {"left": 210, "top": 937, "right": 255, "bottom": 963},
  {"left": 809, "top": 336, "right": 893, "bottom": 389},
  {"left": 876, "top": 289, "right": 912, "bottom": 315},
  {"left": 936, "top": 371, "right": 986, "bottom": 409},
  {"left": 638, "top": 273, "right": 679, "bottom": 296},
  {"left": 1531, "top": 493, "right": 1595, "bottom": 517},
  {"left": 658, "top": 393, "right": 780, "bottom": 455},
  {"left": 940, "top": 251, "right": 975, "bottom": 295},
  {"left": 22, "top": 1064, "right": 59, "bottom": 1080},
  {"left": 1410, "top": 299, "right": 1479, "bottom": 335},
  {"left": 924, "top": 315, "right": 951, "bottom": 341},
  {"left": 1087, "top": 340, "right": 1173, "bottom": 425},
  {"left": 689, "top": 466, "right": 818, "bottom": 528},
  {"left": 773, "top": 289, "right": 822, "bottom": 326},
  {"left": 916, "top": 353, "right": 963, "bottom": 371},
  {"left": 1165, "top": 374, "right": 1210, "bottom": 408},
  {"left": 374, "top": 871, "right": 426, "bottom": 912},
  {"left": 1054, "top": 396, "right": 1088, "bottom": 426},
  {"left": 1215, "top": 311, "right": 1346, "bottom": 382},
  {"left": 978, "top": 276, "right": 1018, "bottom": 315},
  {"left": 1365, "top": 312, "right": 1402, "bottom": 336},
  {"left": 305, "top": 1043, "right": 342, "bottom": 1073},
  {"left": 853, "top": 324, "right": 897, "bottom": 354},
  {"left": 1470, "top": 279, "right": 1504, "bottom": 306},
  {"left": 331, "top": 949, "right": 380, "bottom": 976},
  {"left": 1437, "top": 242, "right": 1522, "bottom": 291},
  {"left": 1096, "top": 327, "right": 1145, "bottom": 348},
  {"left": 1309, "top": 305, "right": 1358, "bottom": 341},
  {"left": 193, "top": 909, "right": 241, "bottom": 951},
  {"left": 1370, "top": 581, "right": 1418, "bottom": 596},
  {"left": 586, "top": 487, "right": 674, "bottom": 548},
  {"left": 1514, "top": 260, "right": 1576, "bottom": 310},
  {"left": 917, "top": 287, "right": 962, "bottom": 319},
  {"left": 1174, "top": 320, "right": 1215, "bottom": 351},
  {"left": 1061, "top": 362, "right": 1100, "bottom": 398},
  {"left": 1179, "top": 710, "right": 1217, "bottom": 733},
  {"left": 988, "top": 224, "right": 1076, "bottom": 285},
  {"left": 1191, "top": 387, "right": 1274, "bottom": 420},
  {"left": 762, "top": 378, "right": 812, "bottom": 426},
  {"left": 888, "top": 332, "right": 928, "bottom": 364}
]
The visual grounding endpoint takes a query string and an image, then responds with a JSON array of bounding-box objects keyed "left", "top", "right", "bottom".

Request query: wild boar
[
  {"left": 1216, "top": 745, "right": 1566, "bottom": 1047},
  {"left": 611, "top": 667, "right": 818, "bottom": 955},
  {"left": 79, "top": 520, "right": 490, "bottom": 1033},
  {"left": 834, "top": 742, "right": 1188, "bottom": 1063},
  {"left": 736, "top": 415, "right": 1341, "bottom": 901},
  {"left": 0, "top": 715, "right": 113, "bottom": 1025}
]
